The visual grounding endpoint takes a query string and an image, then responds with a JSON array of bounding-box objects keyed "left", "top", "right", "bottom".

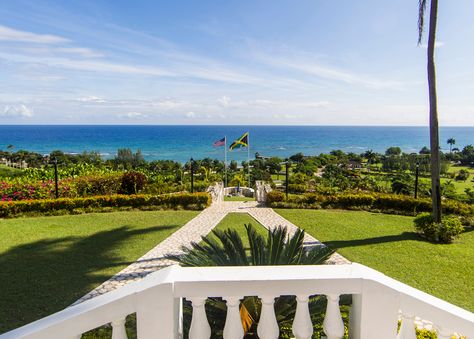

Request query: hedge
[
  {"left": 266, "top": 190, "right": 474, "bottom": 217},
  {"left": 0, "top": 193, "right": 211, "bottom": 218}
]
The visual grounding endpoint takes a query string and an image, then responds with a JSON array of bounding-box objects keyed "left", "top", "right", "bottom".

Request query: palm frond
[
  {"left": 267, "top": 226, "right": 286, "bottom": 265},
  {"left": 246, "top": 223, "right": 266, "bottom": 265},
  {"left": 418, "top": 0, "right": 428, "bottom": 45}
]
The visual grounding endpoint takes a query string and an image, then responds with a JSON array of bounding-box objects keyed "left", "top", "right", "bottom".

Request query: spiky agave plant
[{"left": 166, "top": 224, "right": 349, "bottom": 338}]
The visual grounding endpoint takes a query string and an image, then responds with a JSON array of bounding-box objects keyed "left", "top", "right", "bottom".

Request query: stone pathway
[{"left": 74, "top": 201, "right": 349, "bottom": 304}]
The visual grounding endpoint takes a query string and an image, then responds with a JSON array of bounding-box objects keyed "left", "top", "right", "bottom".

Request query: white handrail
[{"left": 2, "top": 264, "right": 473, "bottom": 338}]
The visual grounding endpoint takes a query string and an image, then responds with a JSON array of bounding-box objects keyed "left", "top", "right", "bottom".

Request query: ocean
[{"left": 0, "top": 125, "right": 472, "bottom": 163}]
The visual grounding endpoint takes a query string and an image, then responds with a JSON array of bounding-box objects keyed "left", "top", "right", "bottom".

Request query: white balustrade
[
  {"left": 223, "top": 297, "right": 244, "bottom": 339},
  {"left": 323, "top": 294, "right": 345, "bottom": 339},
  {"left": 257, "top": 296, "right": 279, "bottom": 339},
  {"left": 1, "top": 264, "right": 473, "bottom": 339},
  {"left": 189, "top": 297, "right": 211, "bottom": 339},
  {"left": 111, "top": 317, "right": 127, "bottom": 339},
  {"left": 292, "top": 295, "right": 313, "bottom": 339},
  {"left": 397, "top": 313, "right": 416, "bottom": 339}
]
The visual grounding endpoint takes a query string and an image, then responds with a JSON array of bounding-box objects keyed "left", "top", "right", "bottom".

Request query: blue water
[{"left": 0, "top": 125, "right": 472, "bottom": 163}]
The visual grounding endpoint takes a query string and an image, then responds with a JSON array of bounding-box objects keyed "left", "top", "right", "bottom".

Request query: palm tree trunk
[{"left": 427, "top": 0, "right": 442, "bottom": 223}]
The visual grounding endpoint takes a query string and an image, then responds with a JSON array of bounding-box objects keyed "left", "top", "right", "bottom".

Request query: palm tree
[
  {"left": 418, "top": 0, "right": 441, "bottom": 223},
  {"left": 447, "top": 138, "right": 456, "bottom": 153},
  {"left": 166, "top": 224, "right": 342, "bottom": 338}
]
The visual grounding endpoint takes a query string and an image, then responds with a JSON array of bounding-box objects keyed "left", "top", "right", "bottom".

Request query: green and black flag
[{"left": 229, "top": 132, "right": 248, "bottom": 150}]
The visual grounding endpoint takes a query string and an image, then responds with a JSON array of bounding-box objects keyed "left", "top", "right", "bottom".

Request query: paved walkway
[{"left": 74, "top": 201, "right": 349, "bottom": 304}]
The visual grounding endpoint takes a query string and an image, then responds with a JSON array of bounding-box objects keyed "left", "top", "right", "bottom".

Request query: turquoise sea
[{"left": 0, "top": 125, "right": 472, "bottom": 163}]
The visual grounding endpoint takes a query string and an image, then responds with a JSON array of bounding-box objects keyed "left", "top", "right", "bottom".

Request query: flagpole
[
  {"left": 224, "top": 136, "right": 227, "bottom": 188},
  {"left": 247, "top": 132, "right": 250, "bottom": 188}
]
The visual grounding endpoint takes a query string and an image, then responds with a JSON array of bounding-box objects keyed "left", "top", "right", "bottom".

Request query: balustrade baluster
[
  {"left": 257, "top": 296, "right": 279, "bottom": 339},
  {"left": 397, "top": 313, "right": 416, "bottom": 339},
  {"left": 436, "top": 327, "right": 453, "bottom": 339},
  {"left": 111, "top": 317, "right": 128, "bottom": 339},
  {"left": 292, "top": 295, "right": 313, "bottom": 339},
  {"left": 189, "top": 297, "right": 211, "bottom": 339},
  {"left": 322, "top": 294, "right": 344, "bottom": 339},
  {"left": 223, "top": 297, "right": 244, "bottom": 339}
]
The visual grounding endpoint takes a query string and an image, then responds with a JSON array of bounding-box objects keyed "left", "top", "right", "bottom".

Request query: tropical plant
[
  {"left": 418, "top": 0, "right": 442, "bottom": 223},
  {"left": 447, "top": 138, "right": 456, "bottom": 153},
  {"left": 166, "top": 224, "right": 340, "bottom": 338}
]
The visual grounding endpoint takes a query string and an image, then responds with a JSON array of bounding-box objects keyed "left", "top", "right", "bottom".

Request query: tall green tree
[
  {"left": 447, "top": 138, "right": 456, "bottom": 153},
  {"left": 418, "top": 0, "right": 441, "bottom": 223}
]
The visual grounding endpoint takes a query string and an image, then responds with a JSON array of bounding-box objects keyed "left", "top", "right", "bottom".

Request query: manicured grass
[
  {"left": 212, "top": 212, "right": 267, "bottom": 247},
  {"left": 223, "top": 195, "right": 255, "bottom": 201},
  {"left": 0, "top": 210, "right": 198, "bottom": 333},
  {"left": 0, "top": 164, "right": 22, "bottom": 177},
  {"left": 277, "top": 209, "right": 474, "bottom": 311}
]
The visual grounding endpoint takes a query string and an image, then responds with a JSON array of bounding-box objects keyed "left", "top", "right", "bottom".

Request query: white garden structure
[{"left": 2, "top": 263, "right": 473, "bottom": 339}]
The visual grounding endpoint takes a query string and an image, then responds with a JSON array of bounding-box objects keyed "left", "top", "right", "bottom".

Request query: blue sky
[{"left": 0, "top": 0, "right": 473, "bottom": 125}]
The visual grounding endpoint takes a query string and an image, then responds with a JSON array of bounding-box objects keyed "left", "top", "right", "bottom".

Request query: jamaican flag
[{"left": 229, "top": 132, "right": 248, "bottom": 150}]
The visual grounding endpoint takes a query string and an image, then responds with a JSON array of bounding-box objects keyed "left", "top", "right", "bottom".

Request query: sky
[{"left": 0, "top": 0, "right": 473, "bottom": 126}]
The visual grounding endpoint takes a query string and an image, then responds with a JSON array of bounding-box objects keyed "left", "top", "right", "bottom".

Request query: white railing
[{"left": 2, "top": 264, "right": 473, "bottom": 339}]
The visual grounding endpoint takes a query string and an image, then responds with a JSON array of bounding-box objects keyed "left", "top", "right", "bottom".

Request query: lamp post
[
  {"left": 285, "top": 158, "right": 290, "bottom": 199},
  {"left": 53, "top": 158, "right": 59, "bottom": 199},
  {"left": 190, "top": 158, "right": 194, "bottom": 194},
  {"left": 414, "top": 161, "right": 420, "bottom": 199}
]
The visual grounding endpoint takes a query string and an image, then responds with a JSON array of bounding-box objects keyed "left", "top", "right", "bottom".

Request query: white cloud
[
  {"left": 55, "top": 47, "right": 104, "bottom": 58},
  {"left": 1, "top": 104, "right": 34, "bottom": 118},
  {"left": 0, "top": 25, "right": 69, "bottom": 44},
  {"left": 76, "top": 96, "right": 107, "bottom": 103},
  {"left": 186, "top": 111, "right": 196, "bottom": 119},
  {"left": 119, "top": 111, "right": 147, "bottom": 119},
  {"left": 217, "top": 96, "right": 231, "bottom": 107}
]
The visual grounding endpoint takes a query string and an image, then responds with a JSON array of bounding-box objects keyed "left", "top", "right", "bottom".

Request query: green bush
[
  {"left": 266, "top": 190, "right": 285, "bottom": 203},
  {"left": 414, "top": 213, "right": 464, "bottom": 243},
  {"left": 288, "top": 184, "right": 307, "bottom": 194},
  {"left": 74, "top": 174, "right": 122, "bottom": 196},
  {"left": 0, "top": 193, "right": 211, "bottom": 218},
  {"left": 120, "top": 171, "right": 148, "bottom": 194},
  {"left": 438, "top": 215, "right": 464, "bottom": 243},
  {"left": 267, "top": 191, "right": 473, "bottom": 217}
]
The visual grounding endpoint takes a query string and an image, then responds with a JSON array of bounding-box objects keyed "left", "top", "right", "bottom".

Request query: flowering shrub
[{"left": 0, "top": 180, "right": 76, "bottom": 201}]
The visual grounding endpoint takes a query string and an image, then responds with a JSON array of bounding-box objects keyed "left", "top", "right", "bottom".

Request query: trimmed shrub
[
  {"left": 0, "top": 193, "right": 211, "bottom": 218},
  {"left": 74, "top": 174, "right": 122, "bottom": 196},
  {"left": 438, "top": 215, "right": 464, "bottom": 243},
  {"left": 414, "top": 213, "right": 464, "bottom": 243},
  {"left": 267, "top": 192, "right": 474, "bottom": 217},
  {"left": 266, "top": 190, "right": 285, "bottom": 203},
  {"left": 120, "top": 172, "right": 148, "bottom": 194}
]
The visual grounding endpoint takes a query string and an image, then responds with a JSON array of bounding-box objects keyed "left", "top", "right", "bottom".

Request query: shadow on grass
[
  {"left": 323, "top": 231, "right": 422, "bottom": 250},
  {"left": 0, "top": 224, "right": 177, "bottom": 334}
]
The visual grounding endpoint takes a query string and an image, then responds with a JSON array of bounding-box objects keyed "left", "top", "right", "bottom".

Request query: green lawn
[
  {"left": 0, "top": 164, "right": 22, "bottom": 178},
  {"left": 223, "top": 195, "right": 255, "bottom": 202},
  {"left": 212, "top": 213, "right": 267, "bottom": 247},
  {"left": 0, "top": 210, "right": 198, "bottom": 333},
  {"left": 276, "top": 209, "right": 474, "bottom": 311}
]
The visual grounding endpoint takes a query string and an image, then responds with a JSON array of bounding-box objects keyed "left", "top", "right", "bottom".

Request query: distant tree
[
  {"left": 419, "top": 146, "right": 431, "bottom": 155},
  {"left": 385, "top": 147, "right": 402, "bottom": 156},
  {"left": 265, "top": 157, "right": 282, "bottom": 175},
  {"left": 289, "top": 152, "right": 304, "bottom": 163},
  {"left": 460, "top": 145, "right": 474, "bottom": 166},
  {"left": 447, "top": 138, "right": 456, "bottom": 153},
  {"left": 229, "top": 160, "right": 238, "bottom": 171}
]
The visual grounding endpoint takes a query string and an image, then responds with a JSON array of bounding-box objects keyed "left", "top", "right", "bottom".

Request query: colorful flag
[
  {"left": 229, "top": 132, "right": 248, "bottom": 150},
  {"left": 213, "top": 137, "right": 226, "bottom": 147}
]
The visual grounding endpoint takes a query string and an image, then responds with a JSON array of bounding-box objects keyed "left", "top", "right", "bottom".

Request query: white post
[
  {"left": 397, "top": 313, "right": 416, "bottom": 339},
  {"left": 257, "top": 296, "right": 279, "bottom": 339},
  {"left": 111, "top": 317, "right": 127, "bottom": 339},
  {"left": 224, "top": 136, "right": 227, "bottom": 188},
  {"left": 223, "top": 297, "right": 244, "bottom": 339},
  {"left": 189, "top": 297, "right": 211, "bottom": 339},
  {"left": 136, "top": 282, "right": 179, "bottom": 339},
  {"left": 323, "top": 294, "right": 344, "bottom": 339},
  {"left": 349, "top": 280, "right": 399, "bottom": 339},
  {"left": 292, "top": 295, "right": 313, "bottom": 339},
  {"left": 247, "top": 132, "right": 250, "bottom": 189}
]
